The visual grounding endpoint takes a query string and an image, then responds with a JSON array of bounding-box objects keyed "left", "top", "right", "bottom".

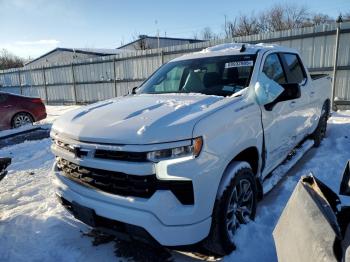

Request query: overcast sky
[{"left": 1, "top": 0, "right": 349, "bottom": 59}]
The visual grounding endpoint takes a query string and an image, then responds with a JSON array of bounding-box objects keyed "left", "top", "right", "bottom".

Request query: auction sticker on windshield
[{"left": 225, "top": 60, "right": 254, "bottom": 68}]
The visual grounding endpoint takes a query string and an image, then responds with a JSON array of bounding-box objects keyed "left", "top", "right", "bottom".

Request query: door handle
[
  {"left": 2, "top": 105, "right": 12, "bottom": 108},
  {"left": 310, "top": 91, "right": 315, "bottom": 97},
  {"left": 289, "top": 101, "right": 296, "bottom": 108}
]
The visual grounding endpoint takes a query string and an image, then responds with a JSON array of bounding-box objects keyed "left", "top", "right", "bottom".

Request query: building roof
[
  {"left": 117, "top": 35, "right": 204, "bottom": 49},
  {"left": 25, "top": 47, "right": 125, "bottom": 66}
]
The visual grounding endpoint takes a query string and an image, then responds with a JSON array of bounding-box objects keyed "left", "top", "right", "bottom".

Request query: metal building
[
  {"left": 25, "top": 48, "right": 127, "bottom": 68},
  {"left": 117, "top": 35, "right": 205, "bottom": 50}
]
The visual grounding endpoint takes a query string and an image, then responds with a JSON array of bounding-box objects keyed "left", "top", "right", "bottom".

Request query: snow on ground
[
  {"left": 0, "top": 125, "right": 42, "bottom": 139},
  {"left": 0, "top": 109, "right": 350, "bottom": 261}
]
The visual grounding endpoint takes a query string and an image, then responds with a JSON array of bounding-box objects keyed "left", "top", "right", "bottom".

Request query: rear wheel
[
  {"left": 203, "top": 162, "right": 257, "bottom": 256},
  {"left": 312, "top": 106, "right": 328, "bottom": 147},
  {"left": 11, "top": 112, "right": 34, "bottom": 128}
]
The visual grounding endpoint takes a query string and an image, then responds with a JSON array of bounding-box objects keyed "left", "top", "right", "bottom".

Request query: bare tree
[
  {"left": 307, "top": 13, "right": 333, "bottom": 26},
  {"left": 284, "top": 4, "right": 309, "bottom": 29},
  {"left": 0, "top": 49, "right": 25, "bottom": 70},
  {"left": 220, "top": 3, "right": 331, "bottom": 38},
  {"left": 201, "top": 27, "right": 217, "bottom": 40},
  {"left": 224, "top": 19, "right": 237, "bottom": 38},
  {"left": 261, "top": 4, "right": 309, "bottom": 31},
  {"left": 234, "top": 13, "right": 260, "bottom": 36},
  {"left": 343, "top": 12, "right": 350, "bottom": 22}
]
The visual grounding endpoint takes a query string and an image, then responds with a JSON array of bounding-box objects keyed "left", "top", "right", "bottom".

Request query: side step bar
[{"left": 263, "top": 140, "right": 314, "bottom": 194}]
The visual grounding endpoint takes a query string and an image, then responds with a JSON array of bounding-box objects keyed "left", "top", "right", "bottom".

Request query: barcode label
[{"left": 225, "top": 61, "right": 254, "bottom": 68}]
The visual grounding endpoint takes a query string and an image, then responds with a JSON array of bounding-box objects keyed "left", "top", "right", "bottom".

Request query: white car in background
[{"left": 50, "top": 43, "right": 331, "bottom": 255}]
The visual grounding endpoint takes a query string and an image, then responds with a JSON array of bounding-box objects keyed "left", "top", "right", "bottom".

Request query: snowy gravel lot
[{"left": 0, "top": 106, "right": 350, "bottom": 261}]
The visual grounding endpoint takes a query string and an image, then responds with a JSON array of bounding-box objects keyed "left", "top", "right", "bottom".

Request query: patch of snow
[
  {"left": 200, "top": 43, "right": 281, "bottom": 54},
  {"left": 216, "top": 161, "right": 251, "bottom": 198},
  {"left": 137, "top": 125, "right": 147, "bottom": 135},
  {"left": 156, "top": 99, "right": 195, "bottom": 110},
  {"left": 0, "top": 125, "right": 41, "bottom": 139},
  {"left": 263, "top": 139, "right": 314, "bottom": 194}
]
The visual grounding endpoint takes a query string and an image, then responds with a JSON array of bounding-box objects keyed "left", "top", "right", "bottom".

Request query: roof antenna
[{"left": 240, "top": 44, "right": 246, "bottom": 52}]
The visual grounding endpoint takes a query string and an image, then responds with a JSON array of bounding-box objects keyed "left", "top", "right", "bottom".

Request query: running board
[{"left": 263, "top": 140, "right": 314, "bottom": 194}]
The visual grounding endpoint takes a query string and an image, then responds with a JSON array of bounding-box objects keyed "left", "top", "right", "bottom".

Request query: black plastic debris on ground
[
  {"left": 0, "top": 157, "right": 11, "bottom": 182},
  {"left": 82, "top": 229, "right": 173, "bottom": 262},
  {"left": 0, "top": 127, "right": 50, "bottom": 149}
]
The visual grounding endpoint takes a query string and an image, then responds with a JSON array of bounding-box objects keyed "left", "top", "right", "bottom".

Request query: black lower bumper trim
[{"left": 58, "top": 195, "right": 160, "bottom": 246}]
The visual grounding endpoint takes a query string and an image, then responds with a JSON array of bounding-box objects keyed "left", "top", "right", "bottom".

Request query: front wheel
[
  {"left": 11, "top": 112, "right": 34, "bottom": 128},
  {"left": 203, "top": 161, "right": 257, "bottom": 256}
]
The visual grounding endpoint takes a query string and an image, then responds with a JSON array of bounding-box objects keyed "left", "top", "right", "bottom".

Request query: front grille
[
  {"left": 57, "top": 158, "right": 194, "bottom": 205},
  {"left": 54, "top": 140, "right": 75, "bottom": 154},
  {"left": 53, "top": 139, "right": 149, "bottom": 162},
  {"left": 95, "top": 149, "right": 148, "bottom": 162}
]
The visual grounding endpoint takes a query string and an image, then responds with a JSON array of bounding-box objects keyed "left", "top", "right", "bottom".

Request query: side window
[
  {"left": 153, "top": 66, "right": 185, "bottom": 92},
  {"left": 262, "top": 54, "right": 286, "bottom": 85},
  {"left": 283, "top": 53, "right": 306, "bottom": 84}
]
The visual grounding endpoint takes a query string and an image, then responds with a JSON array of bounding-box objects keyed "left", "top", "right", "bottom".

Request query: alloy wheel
[
  {"left": 226, "top": 178, "right": 254, "bottom": 242},
  {"left": 13, "top": 114, "right": 33, "bottom": 128}
]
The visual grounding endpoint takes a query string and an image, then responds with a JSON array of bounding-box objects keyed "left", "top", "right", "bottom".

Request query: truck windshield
[{"left": 137, "top": 54, "right": 257, "bottom": 97}]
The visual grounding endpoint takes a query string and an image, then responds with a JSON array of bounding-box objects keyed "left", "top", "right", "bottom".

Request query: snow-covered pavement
[{"left": 0, "top": 108, "right": 350, "bottom": 261}]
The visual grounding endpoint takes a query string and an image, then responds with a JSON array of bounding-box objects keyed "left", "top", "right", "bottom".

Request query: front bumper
[
  {"left": 50, "top": 133, "right": 225, "bottom": 246},
  {"left": 53, "top": 166, "right": 211, "bottom": 246}
]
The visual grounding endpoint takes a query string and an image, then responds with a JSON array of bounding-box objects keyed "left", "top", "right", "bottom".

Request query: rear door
[
  {"left": 0, "top": 93, "right": 11, "bottom": 129},
  {"left": 280, "top": 53, "right": 312, "bottom": 142},
  {"left": 260, "top": 53, "right": 301, "bottom": 175}
]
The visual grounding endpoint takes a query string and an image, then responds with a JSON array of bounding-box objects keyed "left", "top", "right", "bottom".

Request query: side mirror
[
  {"left": 255, "top": 73, "right": 284, "bottom": 105},
  {"left": 340, "top": 161, "right": 350, "bottom": 196},
  {"left": 280, "top": 83, "right": 301, "bottom": 100},
  {"left": 129, "top": 86, "right": 138, "bottom": 95}
]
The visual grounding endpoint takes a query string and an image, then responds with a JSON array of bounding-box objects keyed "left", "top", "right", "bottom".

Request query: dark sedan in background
[{"left": 0, "top": 92, "right": 47, "bottom": 130}]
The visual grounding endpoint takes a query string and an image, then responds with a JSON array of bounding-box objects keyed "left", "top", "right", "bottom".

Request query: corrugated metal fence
[{"left": 1, "top": 22, "right": 350, "bottom": 106}]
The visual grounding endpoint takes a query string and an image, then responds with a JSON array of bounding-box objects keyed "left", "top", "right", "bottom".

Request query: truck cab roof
[{"left": 172, "top": 43, "right": 298, "bottom": 62}]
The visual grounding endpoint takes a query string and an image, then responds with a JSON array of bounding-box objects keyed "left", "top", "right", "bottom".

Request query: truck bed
[{"left": 310, "top": 73, "right": 329, "bottom": 80}]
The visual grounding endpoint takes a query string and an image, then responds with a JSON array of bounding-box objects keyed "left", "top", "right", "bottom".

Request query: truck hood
[{"left": 52, "top": 94, "right": 228, "bottom": 144}]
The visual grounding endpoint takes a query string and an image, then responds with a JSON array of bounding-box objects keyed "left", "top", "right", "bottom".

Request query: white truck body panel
[{"left": 50, "top": 43, "right": 331, "bottom": 246}]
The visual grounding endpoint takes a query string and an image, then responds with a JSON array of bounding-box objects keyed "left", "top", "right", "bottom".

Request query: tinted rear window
[{"left": 283, "top": 53, "right": 306, "bottom": 84}]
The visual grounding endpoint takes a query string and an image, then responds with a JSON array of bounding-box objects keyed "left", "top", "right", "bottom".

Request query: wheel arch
[{"left": 216, "top": 146, "right": 263, "bottom": 201}]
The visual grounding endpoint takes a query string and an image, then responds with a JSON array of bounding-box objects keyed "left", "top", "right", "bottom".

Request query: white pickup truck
[{"left": 51, "top": 43, "right": 331, "bottom": 255}]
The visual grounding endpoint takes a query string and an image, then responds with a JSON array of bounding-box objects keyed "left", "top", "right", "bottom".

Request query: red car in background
[{"left": 0, "top": 92, "right": 47, "bottom": 130}]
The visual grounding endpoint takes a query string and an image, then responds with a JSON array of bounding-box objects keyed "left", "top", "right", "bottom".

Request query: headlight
[{"left": 147, "top": 137, "right": 203, "bottom": 162}]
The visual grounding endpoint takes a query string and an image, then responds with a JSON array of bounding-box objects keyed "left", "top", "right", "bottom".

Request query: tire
[
  {"left": 11, "top": 112, "right": 34, "bottom": 128},
  {"left": 203, "top": 161, "right": 258, "bottom": 256},
  {"left": 312, "top": 106, "right": 328, "bottom": 148}
]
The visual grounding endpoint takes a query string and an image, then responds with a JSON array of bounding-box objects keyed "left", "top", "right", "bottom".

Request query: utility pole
[
  {"left": 155, "top": 20, "right": 161, "bottom": 66},
  {"left": 155, "top": 20, "right": 160, "bottom": 51},
  {"left": 331, "top": 15, "right": 343, "bottom": 111}
]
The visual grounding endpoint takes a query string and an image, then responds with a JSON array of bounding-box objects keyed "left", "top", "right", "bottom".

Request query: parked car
[
  {"left": 0, "top": 92, "right": 47, "bottom": 130},
  {"left": 50, "top": 43, "right": 331, "bottom": 255}
]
